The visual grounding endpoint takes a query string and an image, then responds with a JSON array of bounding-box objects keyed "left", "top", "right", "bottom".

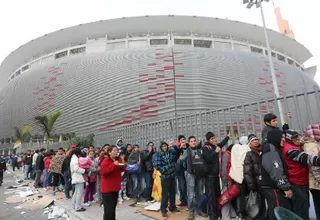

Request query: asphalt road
[{"left": 0, "top": 171, "right": 47, "bottom": 220}]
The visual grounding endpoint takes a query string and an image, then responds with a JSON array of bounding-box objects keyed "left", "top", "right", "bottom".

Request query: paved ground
[{"left": 0, "top": 171, "right": 47, "bottom": 220}]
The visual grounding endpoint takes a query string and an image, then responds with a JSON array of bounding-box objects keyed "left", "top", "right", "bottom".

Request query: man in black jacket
[
  {"left": 203, "top": 131, "right": 230, "bottom": 220},
  {"left": 0, "top": 154, "right": 7, "bottom": 187},
  {"left": 176, "top": 135, "right": 188, "bottom": 207},
  {"left": 261, "top": 129, "right": 292, "bottom": 220},
  {"left": 34, "top": 148, "right": 46, "bottom": 188},
  {"left": 23, "top": 150, "right": 33, "bottom": 180}
]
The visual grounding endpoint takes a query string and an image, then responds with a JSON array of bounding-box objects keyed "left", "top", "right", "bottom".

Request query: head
[
  {"left": 264, "top": 113, "right": 278, "bottom": 127},
  {"left": 178, "top": 135, "right": 186, "bottom": 145},
  {"left": 285, "top": 129, "right": 300, "bottom": 146},
  {"left": 102, "top": 144, "right": 110, "bottom": 152},
  {"left": 57, "top": 148, "right": 64, "bottom": 155},
  {"left": 40, "top": 148, "right": 46, "bottom": 155},
  {"left": 239, "top": 136, "right": 249, "bottom": 145},
  {"left": 107, "top": 145, "right": 118, "bottom": 159},
  {"left": 35, "top": 149, "right": 39, "bottom": 154},
  {"left": 206, "top": 132, "right": 216, "bottom": 145},
  {"left": 89, "top": 145, "right": 95, "bottom": 152},
  {"left": 72, "top": 147, "right": 82, "bottom": 158},
  {"left": 147, "top": 142, "right": 154, "bottom": 152},
  {"left": 133, "top": 144, "right": 140, "bottom": 152},
  {"left": 88, "top": 150, "right": 95, "bottom": 159},
  {"left": 160, "top": 142, "right": 169, "bottom": 152},
  {"left": 248, "top": 134, "right": 260, "bottom": 148},
  {"left": 188, "top": 136, "right": 197, "bottom": 148},
  {"left": 267, "top": 129, "right": 285, "bottom": 148},
  {"left": 305, "top": 124, "right": 320, "bottom": 142},
  {"left": 80, "top": 151, "right": 87, "bottom": 158},
  {"left": 95, "top": 148, "right": 101, "bottom": 156},
  {"left": 126, "top": 144, "right": 132, "bottom": 152},
  {"left": 26, "top": 150, "right": 31, "bottom": 155},
  {"left": 117, "top": 139, "right": 123, "bottom": 146},
  {"left": 119, "top": 151, "right": 126, "bottom": 160}
]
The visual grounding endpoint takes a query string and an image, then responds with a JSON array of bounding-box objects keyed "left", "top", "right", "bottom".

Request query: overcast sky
[{"left": 0, "top": 0, "right": 319, "bottom": 84}]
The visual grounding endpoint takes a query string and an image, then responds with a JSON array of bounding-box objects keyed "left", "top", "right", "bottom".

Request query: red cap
[{"left": 71, "top": 144, "right": 77, "bottom": 149}]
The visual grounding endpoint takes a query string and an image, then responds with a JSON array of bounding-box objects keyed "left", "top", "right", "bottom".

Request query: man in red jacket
[{"left": 282, "top": 129, "right": 320, "bottom": 220}]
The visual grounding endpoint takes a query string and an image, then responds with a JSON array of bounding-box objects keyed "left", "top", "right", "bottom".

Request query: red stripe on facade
[
  {"left": 174, "top": 63, "right": 184, "bottom": 65},
  {"left": 148, "top": 86, "right": 157, "bottom": 90},
  {"left": 175, "top": 74, "right": 185, "bottom": 77},
  {"left": 156, "top": 70, "right": 164, "bottom": 72},
  {"left": 148, "top": 63, "right": 156, "bottom": 66},
  {"left": 156, "top": 75, "right": 165, "bottom": 78},
  {"left": 139, "top": 74, "right": 148, "bottom": 77}
]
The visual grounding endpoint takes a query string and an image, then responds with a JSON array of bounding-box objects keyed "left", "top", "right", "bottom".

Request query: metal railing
[{"left": 94, "top": 88, "right": 320, "bottom": 149}]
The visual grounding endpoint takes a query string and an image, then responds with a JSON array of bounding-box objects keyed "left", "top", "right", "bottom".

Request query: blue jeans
[
  {"left": 96, "top": 174, "right": 103, "bottom": 205},
  {"left": 31, "top": 165, "right": 36, "bottom": 179},
  {"left": 43, "top": 168, "right": 50, "bottom": 187},
  {"left": 145, "top": 171, "right": 153, "bottom": 200},
  {"left": 24, "top": 164, "right": 31, "bottom": 179},
  {"left": 185, "top": 171, "right": 205, "bottom": 215},
  {"left": 131, "top": 173, "right": 140, "bottom": 198},
  {"left": 63, "top": 171, "right": 72, "bottom": 199},
  {"left": 139, "top": 171, "right": 146, "bottom": 198},
  {"left": 177, "top": 170, "right": 188, "bottom": 204}
]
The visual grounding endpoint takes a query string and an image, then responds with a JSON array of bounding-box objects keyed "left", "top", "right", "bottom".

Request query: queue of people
[{"left": 0, "top": 113, "right": 319, "bottom": 220}]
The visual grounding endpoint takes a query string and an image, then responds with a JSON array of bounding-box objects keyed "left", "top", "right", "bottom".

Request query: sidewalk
[{"left": 10, "top": 169, "right": 153, "bottom": 220}]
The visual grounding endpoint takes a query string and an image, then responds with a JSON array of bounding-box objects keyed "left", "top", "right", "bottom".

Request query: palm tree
[
  {"left": 13, "top": 126, "right": 32, "bottom": 153},
  {"left": 34, "top": 111, "right": 62, "bottom": 148}
]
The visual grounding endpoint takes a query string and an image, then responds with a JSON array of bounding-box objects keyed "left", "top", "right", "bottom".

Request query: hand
[
  {"left": 114, "top": 161, "right": 119, "bottom": 166},
  {"left": 284, "top": 190, "right": 293, "bottom": 198},
  {"left": 227, "top": 130, "right": 231, "bottom": 137},
  {"left": 215, "top": 146, "right": 221, "bottom": 153},
  {"left": 179, "top": 155, "right": 183, "bottom": 160}
]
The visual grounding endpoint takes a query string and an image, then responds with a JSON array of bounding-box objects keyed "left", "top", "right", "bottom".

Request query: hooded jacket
[
  {"left": 154, "top": 143, "right": 178, "bottom": 179},
  {"left": 261, "top": 124, "right": 290, "bottom": 146},
  {"left": 230, "top": 143, "right": 250, "bottom": 184},
  {"left": 23, "top": 154, "right": 33, "bottom": 165},
  {"left": 116, "top": 139, "right": 126, "bottom": 149},
  {"left": 128, "top": 151, "right": 141, "bottom": 165},
  {"left": 70, "top": 154, "right": 85, "bottom": 184},
  {"left": 261, "top": 130, "right": 291, "bottom": 191}
]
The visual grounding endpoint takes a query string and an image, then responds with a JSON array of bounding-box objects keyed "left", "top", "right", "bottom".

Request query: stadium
[{"left": 0, "top": 15, "right": 319, "bottom": 146}]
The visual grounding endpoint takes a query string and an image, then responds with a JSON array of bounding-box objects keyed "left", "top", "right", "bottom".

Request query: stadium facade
[{"left": 0, "top": 15, "right": 318, "bottom": 141}]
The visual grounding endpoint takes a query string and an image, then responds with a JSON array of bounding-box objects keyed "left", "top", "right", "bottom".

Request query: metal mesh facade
[{"left": 0, "top": 46, "right": 318, "bottom": 140}]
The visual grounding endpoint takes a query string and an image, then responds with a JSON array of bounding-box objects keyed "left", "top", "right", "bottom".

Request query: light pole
[{"left": 243, "top": 0, "right": 285, "bottom": 125}]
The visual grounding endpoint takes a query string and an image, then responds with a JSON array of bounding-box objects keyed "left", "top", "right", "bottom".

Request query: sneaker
[
  {"left": 123, "top": 196, "right": 130, "bottom": 201},
  {"left": 177, "top": 202, "right": 187, "bottom": 207},
  {"left": 100, "top": 204, "right": 104, "bottom": 208},
  {"left": 161, "top": 211, "right": 168, "bottom": 220},
  {"left": 76, "top": 208, "right": 86, "bottom": 212},
  {"left": 118, "top": 200, "right": 123, "bottom": 204},
  {"left": 170, "top": 208, "right": 181, "bottom": 214},
  {"left": 89, "top": 200, "right": 96, "bottom": 204},
  {"left": 52, "top": 191, "right": 56, "bottom": 196},
  {"left": 83, "top": 202, "right": 91, "bottom": 207},
  {"left": 197, "top": 211, "right": 208, "bottom": 218},
  {"left": 43, "top": 187, "right": 48, "bottom": 191},
  {"left": 187, "top": 214, "right": 194, "bottom": 220}
]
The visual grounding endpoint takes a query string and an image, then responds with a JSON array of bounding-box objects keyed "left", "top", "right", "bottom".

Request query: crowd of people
[{"left": 0, "top": 113, "right": 320, "bottom": 220}]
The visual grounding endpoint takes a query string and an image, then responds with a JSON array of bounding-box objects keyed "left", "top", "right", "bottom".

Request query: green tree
[
  {"left": 34, "top": 111, "right": 62, "bottom": 149},
  {"left": 13, "top": 126, "right": 32, "bottom": 153}
]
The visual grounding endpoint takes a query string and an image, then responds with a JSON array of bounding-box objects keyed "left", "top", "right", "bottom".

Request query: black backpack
[{"left": 187, "top": 147, "right": 208, "bottom": 177}]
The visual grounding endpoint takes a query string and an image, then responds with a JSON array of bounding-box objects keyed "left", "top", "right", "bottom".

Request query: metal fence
[{"left": 94, "top": 88, "right": 320, "bottom": 149}]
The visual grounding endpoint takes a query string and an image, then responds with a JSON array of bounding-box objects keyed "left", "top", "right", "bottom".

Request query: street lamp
[{"left": 243, "top": 0, "right": 285, "bottom": 125}]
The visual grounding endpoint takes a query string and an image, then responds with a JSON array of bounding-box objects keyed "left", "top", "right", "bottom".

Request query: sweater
[
  {"left": 49, "top": 154, "right": 65, "bottom": 174},
  {"left": 70, "top": 154, "right": 85, "bottom": 184},
  {"left": 303, "top": 137, "right": 320, "bottom": 190},
  {"left": 100, "top": 157, "right": 126, "bottom": 193}
]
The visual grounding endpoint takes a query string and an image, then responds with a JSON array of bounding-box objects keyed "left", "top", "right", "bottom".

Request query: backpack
[
  {"left": 0, "top": 158, "right": 6, "bottom": 170},
  {"left": 188, "top": 147, "right": 208, "bottom": 177}
]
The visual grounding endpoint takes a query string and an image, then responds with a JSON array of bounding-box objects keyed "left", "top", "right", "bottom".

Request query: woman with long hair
[
  {"left": 100, "top": 145, "right": 126, "bottom": 220},
  {"left": 70, "top": 147, "right": 86, "bottom": 212}
]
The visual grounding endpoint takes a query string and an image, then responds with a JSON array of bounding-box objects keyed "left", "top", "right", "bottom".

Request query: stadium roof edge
[{"left": 0, "top": 15, "right": 313, "bottom": 85}]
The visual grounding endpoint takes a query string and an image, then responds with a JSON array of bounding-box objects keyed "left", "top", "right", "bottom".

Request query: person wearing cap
[
  {"left": 243, "top": 134, "right": 266, "bottom": 219},
  {"left": 202, "top": 131, "right": 230, "bottom": 220},
  {"left": 303, "top": 124, "right": 320, "bottom": 220},
  {"left": 261, "top": 129, "right": 292, "bottom": 220},
  {"left": 0, "top": 154, "right": 7, "bottom": 187},
  {"left": 282, "top": 129, "right": 320, "bottom": 219},
  {"left": 154, "top": 141, "right": 181, "bottom": 219},
  {"left": 34, "top": 148, "right": 46, "bottom": 188}
]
